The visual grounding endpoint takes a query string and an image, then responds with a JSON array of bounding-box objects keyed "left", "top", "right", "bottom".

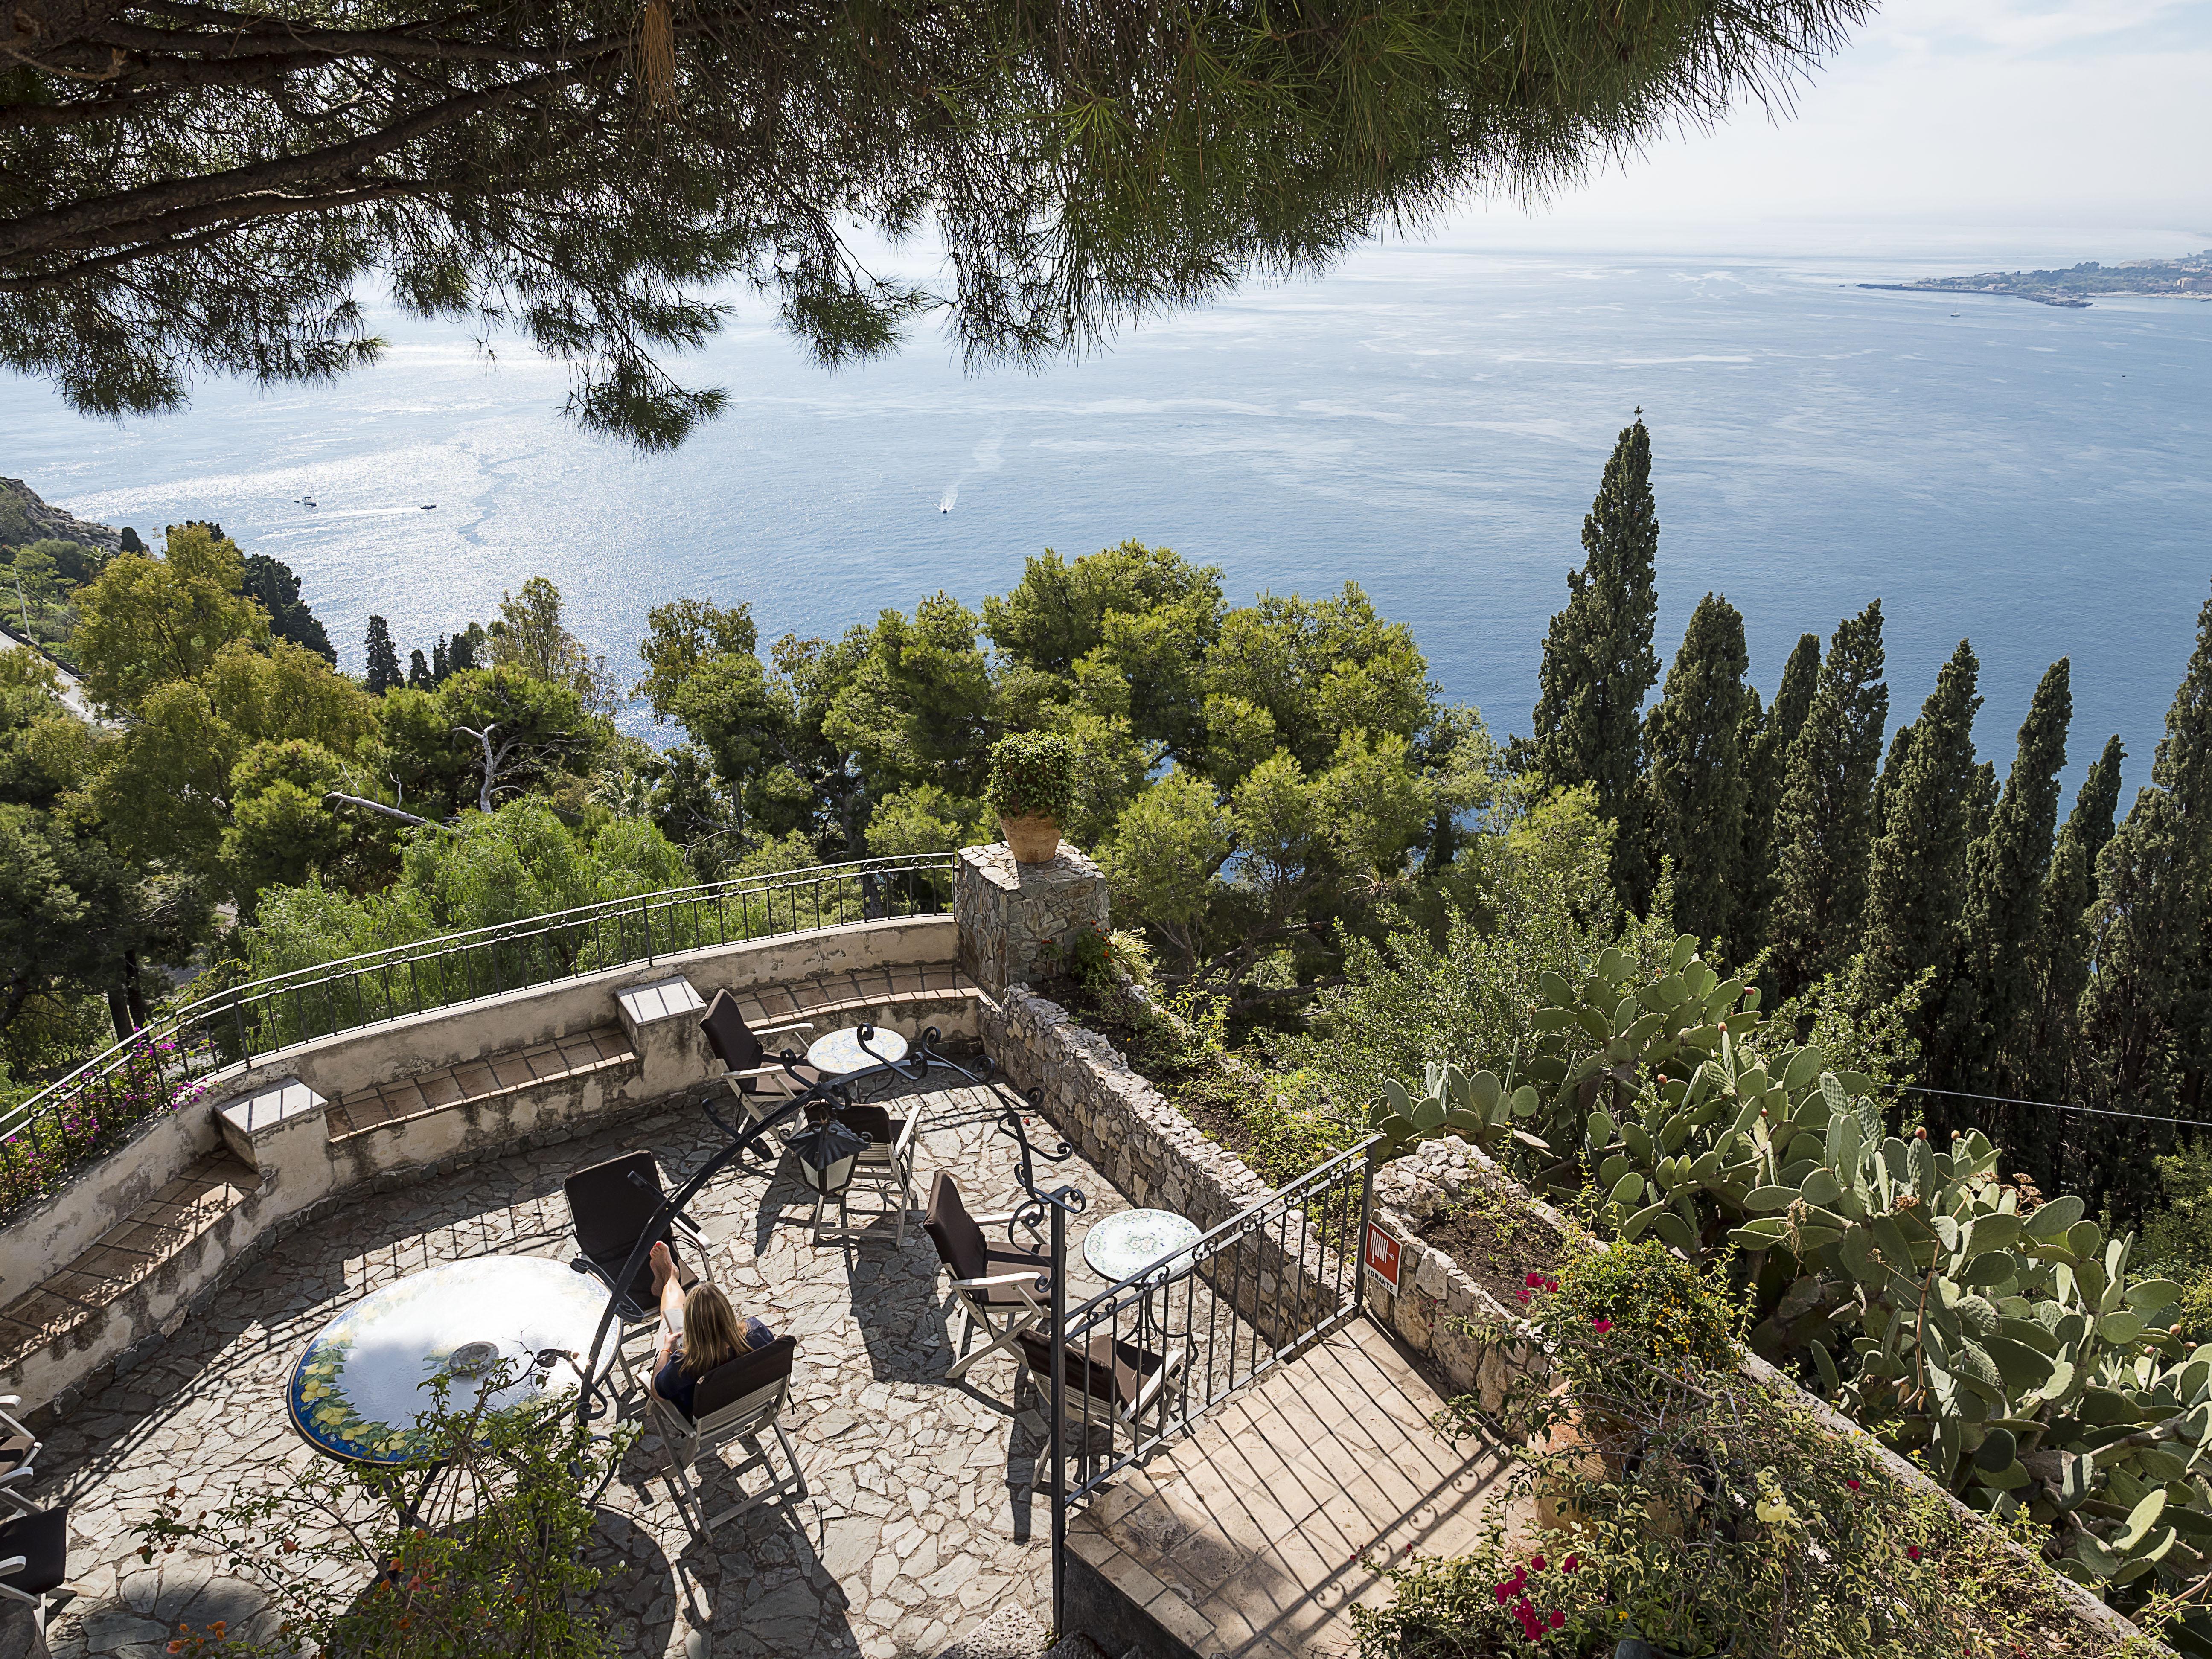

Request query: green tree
[
  {"left": 240, "top": 552, "right": 335, "bottom": 663},
  {"left": 3, "top": 0, "right": 1868, "bottom": 448},
  {"left": 1944, "top": 659, "right": 2071, "bottom": 1118},
  {"left": 2012, "top": 754, "right": 2119, "bottom": 1173},
  {"left": 1861, "top": 640, "right": 1982, "bottom": 1083},
  {"left": 2074, "top": 734, "right": 2126, "bottom": 901},
  {"left": 1767, "top": 601, "right": 1887, "bottom": 996},
  {"left": 441, "top": 668, "right": 593, "bottom": 815},
  {"left": 1204, "top": 582, "right": 1428, "bottom": 781},
  {"left": 364, "top": 615, "right": 402, "bottom": 695},
  {"left": 634, "top": 598, "right": 757, "bottom": 716},
  {"left": 1103, "top": 771, "right": 1234, "bottom": 980},
  {"left": 1530, "top": 415, "right": 1661, "bottom": 902},
  {"left": 489, "top": 576, "right": 606, "bottom": 706},
  {"left": 73, "top": 523, "right": 269, "bottom": 712},
  {"left": 1735, "top": 630, "right": 1820, "bottom": 955},
  {"left": 1634, "top": 591, "right": 1749, "bottom": 943},
  {"left": 823, "top": 595, "right": 996, "bottom": 803}
]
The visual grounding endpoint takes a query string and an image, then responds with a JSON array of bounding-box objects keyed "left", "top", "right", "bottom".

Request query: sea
[{"left": 3, "top": 224, "right": 2208, "bottom": 799}]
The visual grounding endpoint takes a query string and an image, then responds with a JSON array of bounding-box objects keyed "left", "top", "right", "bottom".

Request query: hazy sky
[{"left": 1445, "top": 0, "right": 2212, "bottom": 251}]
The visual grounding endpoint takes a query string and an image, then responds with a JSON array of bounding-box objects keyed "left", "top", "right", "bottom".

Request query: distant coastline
[{"left": 1860, "top": 250, "right": 2212, "bottom": 309}]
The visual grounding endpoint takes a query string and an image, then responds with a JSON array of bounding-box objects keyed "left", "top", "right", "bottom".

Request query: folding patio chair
[
  {"left": 1015, "top": 1325, "right": 1190, "bottom": 1430},
  {"left": 803, "top": 1100, "right": 921, "bottom": 1244},
  {"left": 0, "top": 1503, "right": 68, "bottom": 1633},
  {"left": 649, "top": 1335, "right": 806, "bottom": 1540},
  {"left": 564, "top": 1151, "right": 719, "bottom": 1391},
  {"left": 699, "top": 988, "right": 826, "bottom": 1135},
  {"left": 924, "top": 1173, "right": 1053, "bottom": 1380},
  {"left": 0, "top": 1399, "right": 38, "bottom": 1491}
]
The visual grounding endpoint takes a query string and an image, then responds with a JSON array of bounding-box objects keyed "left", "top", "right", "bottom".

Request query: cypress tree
[
  {"left": 1638, "top": 592, "right": 1750, "bottom": 947},
  {"left": 1870, "top": 720, "right": 1914, "bottom": 843},
  {"left": 2075, "top": 735, "right": 2125, "bottom": 899},
  {"left": 1531, "top": 415, "right": 1660, "bottom": 902},
  {"left": 1736, "top": 631, "right": 1820, "bottom": 956},
  {"left": 407, "top": 648, "right": 434, "bottom": 690},
  {"left": 1947, "top": 659, "right": 2072, "bottom": 1120},
  {"left": 1862, "top": 640, "right": 1983, "bottom": 1052},
  {"left": 364, "top": 614, "right": 401, "bottom": 695},
  {"left": 2015, "top": 748, "right": 2122, "bottom": 1167},
  {"left": 1768, "top": 602, "right": 1888, "bottom": 995}
]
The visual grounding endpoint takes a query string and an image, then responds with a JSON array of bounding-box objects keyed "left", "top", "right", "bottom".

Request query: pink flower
[
  {"left": 1549, "top": 1611, "right": 1565, "bottom": 1630},
  {"left": 1526, "top": 1271, "right": 1545, "bottom": 1287},
  {"left": 1563, "top": 1554, "right": 1580, "bottom": 1573},
  {"left": 1845, "top": 1478, "right": 1861, "bottom": 1493},
  {"left": 1591, "top": 1318, "right": 1613, "bottom": 1334},
  {"left": 1530, "top": 1555, "right": 1546, "bottom": 1572},
  {"left": 1906, "top": 1545, "right": 1921, "bottom": 1562},
  {"left": 1517, "top": 1289, "right": 1532, "bottom": 1305}
]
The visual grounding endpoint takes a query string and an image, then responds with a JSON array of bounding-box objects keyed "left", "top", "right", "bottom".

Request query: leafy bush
[
  {"left": 0, "top": 1032, "right": 214, "bottom": 1215},
  {"left": 1369, "top": 1284, "right": 2107, "bottom": 1659},
  {"left": 1392, "top": 931, "right": 2212, "bottom": 1648},
  {"left": 135, "top": 1364, "right": 629, "bottom": 1659},
  {"left": 985, "top": 731, "right": 1076, "bottom": 822}
]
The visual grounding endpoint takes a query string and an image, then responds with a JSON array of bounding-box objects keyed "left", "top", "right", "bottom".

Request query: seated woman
[{"left": 646, "top": 1240, "right": 774, "bottom": 1420}]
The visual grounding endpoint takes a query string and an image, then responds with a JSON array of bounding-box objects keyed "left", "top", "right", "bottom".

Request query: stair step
[{"left": 0, "top": 1151, "right": 257, "bottom": 1376}]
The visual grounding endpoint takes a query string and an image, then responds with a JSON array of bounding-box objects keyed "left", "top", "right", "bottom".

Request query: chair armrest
[
  {"left": 0, "top": 1555, "right": 23, "bottom": 1578},
  {"left": 955, "top": 1270, "right": 1051, "bottom": 1292},
  {"left": 968, "top": 1211, "right": 1020, "bottom": 1225},
  {"left": 669, "top": 1214, "right": 707, "bottom": 1250},
  {"left": 730, "top": 1065, "right": 796, "bottom": 1081},
  {"left": 893, "top": 1112, "right": 922, "bottom": 1157},
  {"left": 756, "top": 1020, "right": 816, "bottom": 1038},
  {"left": 1129, "top": 1344, "right": 1191, "bottom": 1417},
  {"left": 0, "top": 1398, "right": 17, "bottom": 1410}
]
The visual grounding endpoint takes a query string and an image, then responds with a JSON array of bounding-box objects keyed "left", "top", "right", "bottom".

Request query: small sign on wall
[{"left": 1364, "top": 1221, "right": 1402, "bottom": 1293}]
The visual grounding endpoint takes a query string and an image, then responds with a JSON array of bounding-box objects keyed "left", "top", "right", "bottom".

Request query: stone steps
[
  {"left": 323, "top": 1022, "right": 638, "bottom": 1141},
  {"left": 0, "top": 1151, "right": 258, "bottom": 1379}
]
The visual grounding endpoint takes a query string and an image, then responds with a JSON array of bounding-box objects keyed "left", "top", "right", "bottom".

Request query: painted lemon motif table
[{"left": 288, "top": 1254, "right": 614, "bottom": 1464}]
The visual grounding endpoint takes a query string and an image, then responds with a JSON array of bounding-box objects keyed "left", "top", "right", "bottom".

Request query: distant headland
[{"left": 1860, "top": 250, "right": 2212, "bottom": 309}]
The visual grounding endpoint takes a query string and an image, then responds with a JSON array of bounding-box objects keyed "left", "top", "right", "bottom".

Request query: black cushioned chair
[
  {"left": 699, "top": 989, "right": 826, "bottom": 1133},
  {"left": 0, "top": 1503, "right": 69, "bottom": 1632},
  {"left": 924, "top": 1173, "right": 1052, "bottom": 1380},
  {"left": 649, "top": 1335, "right": 806, "bottom": 1540},
  {"left": 564, "top": 1151, "right": 718, "bottom": 1388}
]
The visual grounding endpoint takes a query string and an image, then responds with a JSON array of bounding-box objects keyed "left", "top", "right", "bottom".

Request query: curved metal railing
[{"left": 0, "top": 852, "right": 958, "bottom": 1212}]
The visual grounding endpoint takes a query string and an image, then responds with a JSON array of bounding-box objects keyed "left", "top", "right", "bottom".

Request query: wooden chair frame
[{"left": 647, "top": 1343, "right": 806, "bottom": 1541}]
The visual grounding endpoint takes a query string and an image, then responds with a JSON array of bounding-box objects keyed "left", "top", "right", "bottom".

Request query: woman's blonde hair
[{"left": 680, "top": 1283, "right": 746, "bottom": 1377}]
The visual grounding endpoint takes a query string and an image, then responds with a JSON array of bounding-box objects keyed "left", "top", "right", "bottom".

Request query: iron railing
[
  {"left": 0, "top": 853, "right": 958, "bottom": 1197},
  {"left": 1042, "top": 1135, "right": 1379, "bottom": 1628}
]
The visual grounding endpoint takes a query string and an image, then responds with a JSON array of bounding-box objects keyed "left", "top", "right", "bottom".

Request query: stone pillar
[{"left": 954, "top": 842, "right": 1109, "bottom": 998}]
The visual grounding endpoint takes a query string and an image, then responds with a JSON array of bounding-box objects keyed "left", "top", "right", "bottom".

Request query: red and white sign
[{"left": 1364, "top": 1222, "right": 1402, "bottom": 1292}]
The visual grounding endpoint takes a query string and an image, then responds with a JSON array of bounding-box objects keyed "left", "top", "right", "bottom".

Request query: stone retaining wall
[{"left": 979, "top": 985, "right": 1347, "bottom": 1350}]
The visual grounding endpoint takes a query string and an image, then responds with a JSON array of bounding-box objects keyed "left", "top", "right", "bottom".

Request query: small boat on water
[{"left": 421, "top": 504, "right": 437, "bottom": 510}]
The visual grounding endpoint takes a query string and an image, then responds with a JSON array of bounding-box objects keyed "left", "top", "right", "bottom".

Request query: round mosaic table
[
  {"left": 1081, "top": 1208, "right": 1202, "bottom": 1285},
  {"left": 287, "top": 1255, "right": 615, "bottom": 1465},
  {"left": 805, "top": 1025, "right": 908, "bottom": 1076}
]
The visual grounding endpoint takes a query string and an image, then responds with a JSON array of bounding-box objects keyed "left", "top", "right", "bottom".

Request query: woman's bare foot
[{"left": 649, "top": 1240, "right": 675, "bottom": 1294}]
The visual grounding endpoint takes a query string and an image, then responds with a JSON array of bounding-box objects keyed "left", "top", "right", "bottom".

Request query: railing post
[
  {"left": 1050, "top": 1198, "right": 1068, "bottom": 1641},
  {"left": 642, "top": 895, "right": 654, "bottom": 965}
]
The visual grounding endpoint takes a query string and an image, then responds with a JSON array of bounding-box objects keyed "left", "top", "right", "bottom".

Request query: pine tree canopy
[
  {"left": 1767, "top": 600, "right": 1886, "bottom": 996},
  {"left": 364, "top": 614, "right": 400, "bottom": 695},
  {"left": 1637, "top": 589, "right": 1748, "bottom": 946},
  {"left": 1862, "top": 637, "right": 1982, "bottom": 1013},
  {"left": 2075, "top": 733, "right": 2126, "bottom": 899},
  {"left": 1531, "top": 414, "right": 1662, "bottom": 895},
  {"left": 0, "top": 0, "right": 1870, "bottom": 448}
]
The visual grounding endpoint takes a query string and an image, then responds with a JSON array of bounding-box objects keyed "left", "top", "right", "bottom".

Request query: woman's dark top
[{"left": 654, "top": 1316, "right": 775, "bottom": 1420}]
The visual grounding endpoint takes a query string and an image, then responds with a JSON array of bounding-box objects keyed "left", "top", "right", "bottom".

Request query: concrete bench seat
[
  {"left": 325, "top": 1023, "right": 638, "bottom": 1142},
  {"left": 0, "top": 1153, "right": 257, "bottom": 1382},
  {"left": 733, "top": 963, "right": 981, "bottom": 1038}
]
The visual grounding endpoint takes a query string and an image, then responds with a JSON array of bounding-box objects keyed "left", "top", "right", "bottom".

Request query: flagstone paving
[{"left": 32, "top": 1074, "right": 1163, "bottom": 1659}]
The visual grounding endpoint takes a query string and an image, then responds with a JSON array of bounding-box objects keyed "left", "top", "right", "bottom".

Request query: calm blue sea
[{"left": 3, "top": 233, "right": 2208, "bottom": 797}]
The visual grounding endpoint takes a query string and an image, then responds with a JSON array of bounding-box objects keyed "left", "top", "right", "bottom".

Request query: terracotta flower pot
[
  {"left": 1000, "top": 812, "right": 1062, "bottom": 864},
  {"left": 1531, "top": 1381, "right": 1640, "bottom": 1536}
]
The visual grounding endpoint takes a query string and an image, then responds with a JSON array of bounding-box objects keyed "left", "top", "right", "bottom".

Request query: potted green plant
[{"left": 986, "top": 731, "right": 1075, "bottom": 863}]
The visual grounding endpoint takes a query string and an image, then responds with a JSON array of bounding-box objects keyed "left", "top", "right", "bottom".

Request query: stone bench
[
  {"left": 731, "top": 962, "right": 983, "bottom": 1043},
  {"left": 323, "top": 1022, "right": 640, "bottom": 1143}
]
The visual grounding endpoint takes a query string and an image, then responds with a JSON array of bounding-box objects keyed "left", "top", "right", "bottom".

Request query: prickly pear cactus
[
  {"left": 1366, "top": 1060, "right": 1541, "bottom": 1162},
  {"left": 1456, "top": 931, "right": 2212, "bottom": 1641}
]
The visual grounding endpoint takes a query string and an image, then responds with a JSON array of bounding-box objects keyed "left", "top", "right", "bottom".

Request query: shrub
[
  {"left": 1377, "top": 1276, "right": 2110, "bottom": 1659},
  {"left": 986, "top": 731, "right": 1076, "bottom": 823}
]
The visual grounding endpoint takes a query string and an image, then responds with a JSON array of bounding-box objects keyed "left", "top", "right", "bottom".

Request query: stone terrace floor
[{"left": 35, "top": 1071, "right": 1173, "bottom": 1659}]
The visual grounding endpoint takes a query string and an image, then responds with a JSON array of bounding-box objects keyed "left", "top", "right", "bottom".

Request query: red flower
[
  {"left": 1517, "top": 1289, "right": 1532, "bottom": 1304},
  {"left": 1591, "top": 1318, "right": 1613, "bottom": 1334},
  {"left": 1550, "top": 1611, "right": 1566, "bottom": 1630},
  {"left": 1906, "top": 1545, "right": 1922, "bottom": 1562},
  {"left": 1845, "top": 1478, "right": 1861, "bottom": 1493},
  {"left": 1530, "top": 1555, "right": 1546, "bottom": 1572},
  {"left": 1563, "top": 1554, "right": 1580, "bottom": 1572}
]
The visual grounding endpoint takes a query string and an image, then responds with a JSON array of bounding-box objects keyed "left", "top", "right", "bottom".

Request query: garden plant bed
[{"left": 1415, "top": 1175, "right": 1568, "bottom": 1312}]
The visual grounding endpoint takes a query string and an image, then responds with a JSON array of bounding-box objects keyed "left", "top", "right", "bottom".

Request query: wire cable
[{"left": 1882, "top": 1080, "right": 2212, "bottom": 1133}]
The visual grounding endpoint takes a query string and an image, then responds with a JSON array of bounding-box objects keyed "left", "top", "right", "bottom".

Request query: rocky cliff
[{"left": 0, "top": 477, "right": 126, "bottom": 552}]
